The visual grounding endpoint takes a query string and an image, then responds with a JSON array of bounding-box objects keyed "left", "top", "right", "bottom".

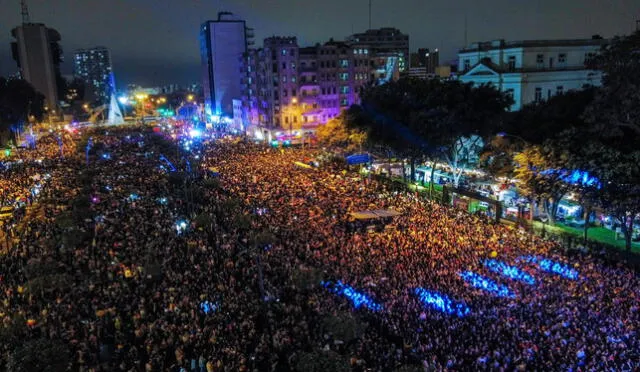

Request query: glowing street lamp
[{"left": 187, "top": 94, "right": 194, "bottom": 102}]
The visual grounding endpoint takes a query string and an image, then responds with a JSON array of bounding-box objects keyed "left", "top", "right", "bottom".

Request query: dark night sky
[{"left": 0, "top": 0, "right": 638, "bottom": 88}]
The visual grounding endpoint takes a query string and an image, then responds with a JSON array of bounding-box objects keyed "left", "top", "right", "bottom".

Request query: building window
[
  {"left": 291, "top": 62, "right": 296, "bottom": 70},
  {"left": 584, "top": 52, "right": 596, "bottom": 64},
  {"left": 340, "top": 99, "right": 349, "bottom": 106},
  {"left": 340, "top": 86, "right": 350, "bottom": 94},
  {"left": 463, "top": 59, "right": 470, "bottom": 71},
  {"left": 281, "top": 49, "right": 287, "bottom": 56},
  {"left": 291, "top": 76, "right": 296, "bottom": 83},
  {"left": 339, "top": 73, "right": 349, "bottom": 81},
  {"left": 507, "top": 56, "right": 516, "bottom": 71},
  {"left": 536, "top": 54, "right": 544, "bottom": 67},
  {"left": 340, "top": 59, "right": 349, "bottom": 68},
  {"left": 534, "top": 87, "right": 542, "bottom": 102},
  {"left": 556, "top": 86, "right": 563, "bottom": 95},
  {"left": 558, "top": 53, "right": 566, "bottom": 64},
  {"left": 282, "top": 76, "right": 287, "bottom": 82},
  {"left": 290, "top": 49, "right": 296, "bottom": 56}
]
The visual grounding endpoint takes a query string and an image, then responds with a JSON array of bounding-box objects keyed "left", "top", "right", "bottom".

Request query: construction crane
[{"left": 21, "top": 0, "right": 30, "bottom": 24}]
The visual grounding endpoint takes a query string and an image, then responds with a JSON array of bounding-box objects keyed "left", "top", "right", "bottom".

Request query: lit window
[{"left": 281, "top": 49, "right": 287, "bottom": 56}]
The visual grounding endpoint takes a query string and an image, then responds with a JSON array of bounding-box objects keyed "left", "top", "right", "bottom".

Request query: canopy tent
[
  {"left": 346, "top": 153, "right": 371, "bottom": 165},
  {"left": 349, "top": 209, "right": 402, "bottom": 220}
]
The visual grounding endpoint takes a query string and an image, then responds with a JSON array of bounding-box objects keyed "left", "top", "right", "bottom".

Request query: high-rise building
[
  {"left": 11, "top": 23, "right": 63, "bottom": 111},
  {"left": 200, "top": 12, "right": 254, "bottom": 118},
  {"left": 458, "top": 38, "right": 607, "bottom": 110},
  {"left": 346, "top": 28, "right": 409, "bottom": 72},
  {"left": 74, "top": 47, "right": 115, "bottom": 105}
]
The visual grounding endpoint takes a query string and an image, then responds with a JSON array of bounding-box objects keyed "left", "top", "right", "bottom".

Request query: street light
[
  {"left": 289, "top": 97, "right": 298, "bottom": 140},
  {"left": 187, "top": 94, "right": 194, "bottom": 102},
  {"left": 135, "top": 94, "right": 148, "bottom": 121}
]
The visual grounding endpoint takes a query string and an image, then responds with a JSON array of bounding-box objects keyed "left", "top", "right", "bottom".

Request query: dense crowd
[
  {"left": 206, "top": 141, "right": 639, "bottom": 371},
  {"left": 0, "top": 129, "right": 637, "bottom": 371}
]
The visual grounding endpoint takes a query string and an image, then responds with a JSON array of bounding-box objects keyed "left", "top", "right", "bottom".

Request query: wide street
[{"left": 1, "top": 127, "right": 637, "bottom": 371}]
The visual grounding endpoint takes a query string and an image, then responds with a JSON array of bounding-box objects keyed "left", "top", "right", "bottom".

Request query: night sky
[{"left": 0, "top": 0, "right": 638, "bottom": 88}]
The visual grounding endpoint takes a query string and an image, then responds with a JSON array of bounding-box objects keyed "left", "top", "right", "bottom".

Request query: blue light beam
[
  {"left": 414, "top": 288, "right": 470, "bottom": 317},
  {"left": 458, "top": 271, "right": 516, "bottom": 298},
  {"left": 520, "top": 256, "right": 579, "bottom": 280},
  {"left": 484, "top": 259, "right": 535, "bottom": 285},
  {"left": 321, "top": 280, "right": 383, "bottom": 311}
]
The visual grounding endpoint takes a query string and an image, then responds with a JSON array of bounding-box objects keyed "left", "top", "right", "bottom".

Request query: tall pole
[{"left": 369, "top": 0, "right": 372, "bottom": 30}]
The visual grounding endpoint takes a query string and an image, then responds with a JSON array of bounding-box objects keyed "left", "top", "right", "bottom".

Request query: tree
[
  {"left": 583, "top": 30, "right": 640, "bottom": 143},
  {"left": 346, "top": 78, "right": 511, "bottom": 187},
  {"left": 0, "top": 78, "right": 45, "bottom": 143},
  {"left": 513, "top": 146, "right": 571, "bottom": 224},
  {"left": 479, "top": 136, "right": 521, "bottom": 181},
  {"left": 442, "top": 135, "right": 484, "bottom": 188},
  {"left": 315, "top": 115, "right": 366, "bottom": 152}
]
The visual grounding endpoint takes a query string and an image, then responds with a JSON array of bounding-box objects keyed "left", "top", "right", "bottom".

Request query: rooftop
[{"left": 460, "top": 38, "right": 609, "bottom": 53}]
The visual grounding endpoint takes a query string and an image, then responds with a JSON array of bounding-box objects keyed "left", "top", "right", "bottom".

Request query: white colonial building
[{"left": 458, "top": 38, "right": 608, "bottom": 111}]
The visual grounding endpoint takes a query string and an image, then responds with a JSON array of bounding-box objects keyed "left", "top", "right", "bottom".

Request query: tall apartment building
[
  {"left": 458, "top": 38, "right": 607, "bottom": 111},
  {"left": 11, "top": 23, "right": 63, "bottom": 111},
  {"left": 242, "top": 38, "right": 383, "bottom": 130},
  {"left": 200, "top": 12, "right": 254, "bottom": 118},
  {"left": 346, "top": 28, "right": 409, "bottom": 72},
  {"left": 74, "top": 47, "right": 115, "bottom": 105},
  {"left": 241, "top": 37, "right": 299, "bottom": 129}
]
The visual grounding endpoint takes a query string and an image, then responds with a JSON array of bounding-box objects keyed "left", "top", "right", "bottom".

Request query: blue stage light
[
  {"left": 484, "top": 259, "right": 536, "bottom": 285},
  {"left": 520, "top": 256, "right": 579, "bottom": 280},
  {"left": 414, "top": 288, "right": 470, "bottom": 317},
  {"left": 458, "top": 271, "right": 515, "bottom": 298},
  {"left": 321, "top": 280, "right": 383, "bottom": 311}
]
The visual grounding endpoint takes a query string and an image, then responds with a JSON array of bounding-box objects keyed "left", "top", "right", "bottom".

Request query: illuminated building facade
[
  {"left": 74, "top": 47, "right": 115, "bottom": 105},
  {"left": 200, "top": 12, "right": 254, "bottom": 118},
  {"left": 346, "top": 28, "right": 409, "bottom": 72},
  {"left": 241, "top": 36, "right": 402, "bottom": 130},
  {"left": 458, "top": 37, "right": 607, "bottom": 111}
]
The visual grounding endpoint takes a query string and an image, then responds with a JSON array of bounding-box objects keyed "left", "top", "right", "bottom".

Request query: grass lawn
[{"left": 532, "top": 221, "right": 640, "bottom": 254}]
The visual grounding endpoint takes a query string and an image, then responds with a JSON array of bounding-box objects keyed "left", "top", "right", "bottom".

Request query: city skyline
[{"left": 0, "top": 0, "right": 638, "bottom": 86}]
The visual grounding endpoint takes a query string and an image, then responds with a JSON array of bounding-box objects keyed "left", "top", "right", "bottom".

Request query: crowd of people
[{"left": 0, "top": 129, "right": 637, "bottom": 371}]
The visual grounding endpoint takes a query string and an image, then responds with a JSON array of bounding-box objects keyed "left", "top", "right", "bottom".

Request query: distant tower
[
  {"left": 11, "top": 0, "right": 63, "bottom": 112},
  {"left": 74, "top": 47, "right": 115, "bottom": 105},
  {"left": 200, "top": 12, "right": 253, "bottom": 118}
]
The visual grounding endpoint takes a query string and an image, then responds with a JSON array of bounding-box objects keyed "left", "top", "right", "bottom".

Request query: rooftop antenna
[
  {"left": 21, "top": 0, "right": 31, "bottom": 24},
  {"left": 369, "top": 0, "right": 372, "bottom": 30}
]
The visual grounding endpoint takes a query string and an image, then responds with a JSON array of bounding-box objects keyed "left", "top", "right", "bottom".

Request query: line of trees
[
  {"left": 317, "top": 30, "right": 640, "bottom": 250},
  {"left": 0, "top": 77, "right": 45, "bottom": 145}
]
